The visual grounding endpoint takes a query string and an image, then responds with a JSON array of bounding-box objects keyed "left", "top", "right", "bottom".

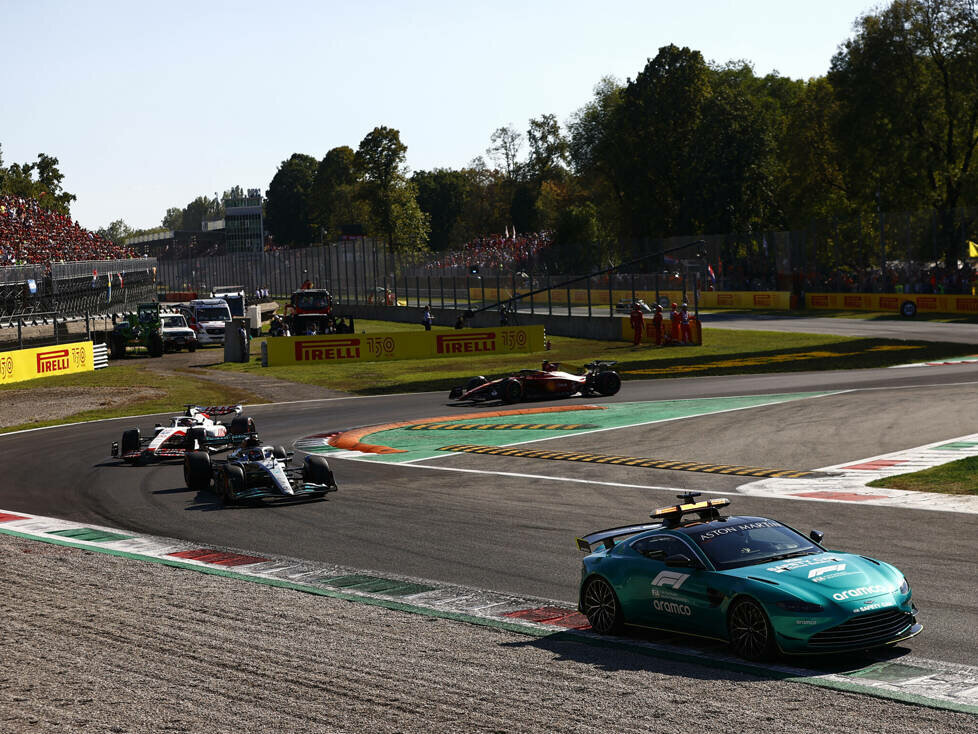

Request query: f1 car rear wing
[
  {"left": 576, "top": 522, "right": 663, "bottom": 553},
  {"left": 185, "top": 404, "right": 243, "bottom": 418}
]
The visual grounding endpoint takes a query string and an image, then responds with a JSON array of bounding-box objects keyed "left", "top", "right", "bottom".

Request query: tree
[
  {"left": 526, "top": 114, "right": 568, "bottom": 182},
  {"left": 265, "top": 153, "right": 318, "bottom": 245},
  {"left": 97, "top": 219, "right": 135, "bottom": 244},
  {"left": 829, "top": 0, "right": 978, "bottom": 262},
  {"left": 309, "top": 146, "right": 359, "bottom": 238},
  {"left": 0, "top": 151, "right": 76, "bottom": 215},
  {"left": 355, "top": 127, "right": 418, "bottom": 250},
  {"left": 162, "top": 207, "right": 184, "bottom": 230},
  {"left": 487, "top": 125, "right": 524, "bottom": 180},
  {"left": 412, "top": 168, "right": 470, "bottom": 250}
]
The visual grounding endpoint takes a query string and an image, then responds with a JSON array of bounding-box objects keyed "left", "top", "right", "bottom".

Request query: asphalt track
[{"left": 2, "top": 363, "right": 978, "bottom": 669}]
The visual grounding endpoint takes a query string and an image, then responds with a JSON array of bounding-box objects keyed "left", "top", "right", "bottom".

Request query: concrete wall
[{"left": 339, "top": 304, "right": 625, "bottom": 341}]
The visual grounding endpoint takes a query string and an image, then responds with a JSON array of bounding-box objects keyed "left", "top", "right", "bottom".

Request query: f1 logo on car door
[{"left": 651, "top": 571, "right": 689, "bottom": 589}]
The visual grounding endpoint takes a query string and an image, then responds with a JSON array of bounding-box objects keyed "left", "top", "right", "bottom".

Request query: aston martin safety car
[
  {"left": 449, "top": 361, "right": 621, "bottom": 404},
  {"left": 576, "top": 493, "right": 921, "bottom": 660},
  {"left": 111, "top": 405, "right": 257, "bottom": 463},
  {"left": 183, "top": 440, "right": 337, "bottom": 504}
]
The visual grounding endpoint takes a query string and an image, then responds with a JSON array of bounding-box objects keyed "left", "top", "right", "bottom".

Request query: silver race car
[{"left": 183, "top": 439, "right": 338, "bottom": 504}]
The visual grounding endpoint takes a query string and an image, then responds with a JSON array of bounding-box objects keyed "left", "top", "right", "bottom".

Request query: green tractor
[{"left": 109, "top": 303, "right": 165, "bottom": 359}]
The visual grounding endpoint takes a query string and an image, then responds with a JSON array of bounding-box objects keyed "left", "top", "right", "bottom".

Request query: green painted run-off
[
  {"left": 320, "top": 574, "right": 435, "bottom": 597},
  {"left": 47, "top": 528, "right": 133, "bottom": 543}
]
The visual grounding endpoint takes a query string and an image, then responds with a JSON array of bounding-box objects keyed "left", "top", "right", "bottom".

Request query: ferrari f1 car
[
  {"left": 576, "top": 493, "right": 921, "bottom": 660},
  {"left": 449, "top": 361, "right": 621, "bottom": 404},
  {"left": 111, "top": 405, "right": 257, "bottom": 463},
  {"left": 183, "top": 439, "right": 337, "bottom": 504}
]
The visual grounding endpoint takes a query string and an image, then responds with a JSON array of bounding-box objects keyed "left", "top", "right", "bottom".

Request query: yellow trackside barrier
[
  {"left": 471, "top": 287, "right": 791, "bottom": 310},
  {"left": 0, "top": 342, "right": 95, "bottom": 385},
  {"left": 806, "top": 292, "right": 978, "bottom": 314},
  {"left": 264, "top": 326, "right": 547, "bottom": 366},
  {"left": 620, "top": 318, "right": 702, "bottom": 345}
]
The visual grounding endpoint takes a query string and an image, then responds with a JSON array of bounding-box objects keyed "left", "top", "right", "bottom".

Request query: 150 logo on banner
[
  {"left": 366, "top": 336, "right": 396, "bottom": 358},
  {"left": 0, "top": 354, "right": 14, "bottom": 381}
]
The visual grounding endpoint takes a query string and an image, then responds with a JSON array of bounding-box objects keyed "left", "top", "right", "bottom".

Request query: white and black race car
[
  {"left": 183, "top": 440, "right": 338, "bottom": 505},
  {"left": 111, "top": 405, "right": 256, "bottom": 463}
]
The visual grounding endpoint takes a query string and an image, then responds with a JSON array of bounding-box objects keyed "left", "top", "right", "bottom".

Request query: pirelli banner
[
  {"left": 807, "top": 292, "right": 978, "bottom": 314},
  {"left": 264, "top": 326, "right": 547, "bottom": 366},
  {"left": 0, "top": 342, "right": 95, "bottom": 385}
]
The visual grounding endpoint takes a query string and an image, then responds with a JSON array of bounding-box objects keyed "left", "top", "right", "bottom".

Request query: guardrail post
[
  {"left": 547, "top": 272, "right": 552, "bottom": 315},
  {"left": 586, "top": 275, "right": 592, "bottom": 318}
]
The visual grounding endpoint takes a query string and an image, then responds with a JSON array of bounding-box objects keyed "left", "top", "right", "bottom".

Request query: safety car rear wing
[{"left": 576, "top": 522, "right": 662, "bottom": 553}]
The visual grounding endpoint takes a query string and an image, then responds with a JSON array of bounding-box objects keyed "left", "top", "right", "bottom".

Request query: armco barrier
[
  {"left": 0, "top": 341, "right": 95, "bottom": 385},
  {"left": 807, "top": 292, "right": 978, "bottom": 314},
  {"left": 264, "top": 326, "right": 546, "bottom": 366}
]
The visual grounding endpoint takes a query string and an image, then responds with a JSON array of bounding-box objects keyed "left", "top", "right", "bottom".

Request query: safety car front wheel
[
  {"left": 581, "top": 577, "right": 623, "bottom": 635},
  {"left": 727, "top": 598, "right": 776, "bottom": 661}
]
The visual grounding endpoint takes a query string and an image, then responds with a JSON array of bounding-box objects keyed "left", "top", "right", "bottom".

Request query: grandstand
[{"left": 0, "top": 195, "right": 157, "bottom": 349}]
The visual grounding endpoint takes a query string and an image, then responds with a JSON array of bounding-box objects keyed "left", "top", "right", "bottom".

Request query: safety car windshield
[{"left": 684, "top": 519, "right": 822, "bottom": 570}]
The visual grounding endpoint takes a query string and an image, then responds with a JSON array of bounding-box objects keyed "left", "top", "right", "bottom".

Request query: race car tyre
[
  {"left": 221, "top": 465, "right": 245, "bottom": 505},
  {"left": 581, "top": 577, "right": 623, "bottom": 635},
  {"left": 500, "top": 378, "right": 523, "bottom": 404},
  {"left": 120, "top": 428, "right": 140, "bottom": 460},
  {"left": 727, "top": 598, "right": 776, "bottom": 661},
  {"left": 184, "top": 426, "right": 207, "bottom": 450},
  {"left": 900, "top": 300, "right": 917, "bottom": 318},
  {"left": 449, "top": 386, "right": 464, "bottom": 400},
  {"left": 595, "top": 371, "right": 622, "bottom": 396},
  {"left": 230, "top": 415, "right": 256, "bottom": 436},
  {"left": 303, "top": 455, "right": 335, "bottom": 488},
  {"left": 149, "top": 333, "right": 164, "bottom": 358},
  {"left": 184, "top": 450, "right": 212, "bottom": 492},
  {"left": 464, "top": 376, "right": 488, "bottom": 391},
  {"left": 273, "top": 445, "right": 287, "bottom": 460}
]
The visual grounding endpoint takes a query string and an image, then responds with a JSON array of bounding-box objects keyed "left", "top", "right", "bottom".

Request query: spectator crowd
[
  {"left": 0, "top": 194, "right": 137, "bottom": 267},
  {"left": 423, "top": 230, "right": 553, "bottom": 272}
]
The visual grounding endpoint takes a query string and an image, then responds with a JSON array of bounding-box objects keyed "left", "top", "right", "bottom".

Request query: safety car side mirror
[
  {"left": 665, "top": 553, "right": 704, "bottom": 570},
  {"left": 809, "top": 530, "right": 824, "bottom": 544}
]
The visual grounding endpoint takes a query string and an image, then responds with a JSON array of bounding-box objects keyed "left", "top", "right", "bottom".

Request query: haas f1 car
[
  {"left": 449, "top": 361, "right": 621, "bottom": 404},
  {"left": 576, "top": 493, "right": 921, "bottom": 660},
  {"left": 183, "top": 439, "right": 338, "bottom": 504},
  {"left": 111, "top": 405, "right": 257, "bottom": 463}
]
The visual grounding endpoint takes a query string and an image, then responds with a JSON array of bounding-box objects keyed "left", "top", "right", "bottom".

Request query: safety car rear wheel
[
  {"left": 500, "top": 378, "right": 523, "bottom": 404},
  {"left": 581, "top": 577, "right": 623, "bottom": 635},
  {"left": 727, "top": 598, "right": 776, "bottom": 661},
  {"left": 595, "top": 371, "right": 621, "bottom": 396},
  {"left": 184, "top": 450, "right": 212, "bottom": 492}
]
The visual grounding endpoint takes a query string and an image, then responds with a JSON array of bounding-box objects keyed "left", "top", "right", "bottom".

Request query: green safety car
[{"left": 576, "top": 493, "right": 921, "bottom": 659}]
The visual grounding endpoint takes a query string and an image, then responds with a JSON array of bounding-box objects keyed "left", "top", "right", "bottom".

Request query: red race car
[{"left": 449, "top": 361, "right": 621, "bottom": 404}]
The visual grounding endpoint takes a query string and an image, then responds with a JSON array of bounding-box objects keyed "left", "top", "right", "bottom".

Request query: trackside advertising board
[
  {"left": 0, "top": 342, "right": 95, "bottom": 385},
  {"left": 807, "top": 292, "right": 978, "bottom": 314},
  {"left": 472, "top": 288, "right": 791, "bottom": 310},
  {"left": 264, "top": 326, "right": 546, "bottom": 366}
]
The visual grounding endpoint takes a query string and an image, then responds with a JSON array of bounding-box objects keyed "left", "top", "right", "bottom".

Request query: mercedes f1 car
[
  {"left": 111, "top": 405, "right": 257, "bottom": 463},
  {"left": 449, "top": 361, "right": 621, "bottom": 404},
  {"left": 183, "top": 440, "right": 338, "bottom": 504},
  {"left": 576, "top": 493, "right": 921, "bottom": 660}
]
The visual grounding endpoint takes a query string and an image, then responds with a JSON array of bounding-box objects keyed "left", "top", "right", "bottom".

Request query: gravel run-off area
[{"left": 1, "top": 534, "right": 974, "bottom": 734}]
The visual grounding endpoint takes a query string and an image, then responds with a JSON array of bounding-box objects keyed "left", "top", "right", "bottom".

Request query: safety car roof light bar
[{"left": 652, "top": 493, "right": 730, "bottom": 525}]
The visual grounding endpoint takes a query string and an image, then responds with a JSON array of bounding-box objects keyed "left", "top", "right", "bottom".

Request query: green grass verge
[
  {"left": 0, "top": 362, "right": 265, "bottom": 434},
  {"left": 867, "top": 457, "right": 978, "bottom": 495},
  {"left": 212, "top": 322, "right": 973, "bottom": 395}
]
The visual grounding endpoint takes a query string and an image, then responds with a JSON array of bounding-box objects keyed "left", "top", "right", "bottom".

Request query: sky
[{"left": 1, "top": 0, "right": 879, "bottom": 231}]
